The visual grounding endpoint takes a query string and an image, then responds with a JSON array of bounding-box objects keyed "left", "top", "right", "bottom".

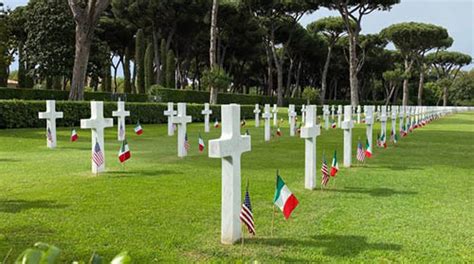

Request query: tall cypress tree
[
  {"left": 160, "top": 39, "right": 167, "bottom": 85},
  {"left": 165, "top": 49, "right": 175, "bottom": 88},
  {"left": 144, "top": 42, "right": 154, "bottom": 92},
  {"left": 135, "top": 29, "right": 145, "bottom": 93}
]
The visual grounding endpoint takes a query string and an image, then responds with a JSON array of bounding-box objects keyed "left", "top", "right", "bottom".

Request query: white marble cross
[
  {"left": 272, "top": 104, "right": 278, "bottom": 126},
  {"left": 357, "top": 105, "right": 361, "bottom": 124},
  {"left": 380, "top": 105, "right": 388, "bottom": 140},
  {"left": 391, "top": 105, "right": 398, "bottom": 134},
  {"left": 364, "top": 105, "right": 374, "bottom": 152},
  {"left": 112, "top": 100, "right": 130, "bottom": 141},
  {"left": 341, "top": 105, "right": 354, "bottom": 167},
  {"left": 399, "top": 106, "right": 405, "bottom": 132},
  {"left": 337, "top": 105, "right": 343, "bottom": 128},
  {"left": 81, "top": 101, "right": 114, "bottom": 174},
  {"left": 301, "top": 104, "right": 306, "bottom": 124},
  {"left": 38, "top": 100, "right": 63, "bottom": 149},
  {"left": 300, "top": 105, "right": 320, "bottom": 190},
  {"left": 163, "top": 102, "right": 177, "bottom": 136},
  {"left": 405, "top": 106, "right": 411, "bottom": 132},
  {"left": 376, "top": 105, "right": 381, "bottom": 121},
  {"left": 331, "top": 105, "right": 335, "bottom": 121},
  {"left": 323, "top": 105, "right": 330, "bottom": 130},
  {"left": 253, "top": 104, "right": 261, "bottom": 127},
  {"left": 263, "top": 104, "right": 272, "bottom": 141},
  {"left": 172, "top": 103, "right": 192, "bottom": 157},
  {"left": 201, "top": 103, "right": 213, "bottom": 133},
  {"left": 288, "top": 104, "right": 297, "bottom": 137},
  {"left": 208, "top": 104, "right": 251, "bottom": 245}
]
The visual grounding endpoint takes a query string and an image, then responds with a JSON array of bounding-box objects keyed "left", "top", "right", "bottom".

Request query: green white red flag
[
  {"left": 330, "top": 150, "right": 339, "bottom": 177},
  {"left": 273, "top": 172, "right": 299, "bottom": 219},
  {"left": 118, "top": 139, "right": 131, "bottom": 163}
]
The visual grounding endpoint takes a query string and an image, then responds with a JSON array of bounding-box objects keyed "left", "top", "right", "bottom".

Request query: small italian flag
[
  {"left": 214, "top": 118, "right": 220, "bottom": 128},
  {"left": 198, "top": 134, "right": 205, "bottom": 152},
  {"left": 365, "top": 139, "right": 372, "bottom": 158},
  {"left": 118, "top": 139, "right": 131, "bottom": 163},
  {"left": 330, "top": 150, "right": 339, "bottom": 177},
  {"left": 70, "top": 129, "right": 78, "bottom": 142},
  {"left": 331, "top": 120, "right": 337, "bottom": 128},
  {"left": 379, "top": 132, "right": 387, "bottom": 148},
  {"left": 273, "top": 172, "right": 299, "bottom": 220},
  {"left": 134, "top": 122, "right": 143, "bottom": 135}
]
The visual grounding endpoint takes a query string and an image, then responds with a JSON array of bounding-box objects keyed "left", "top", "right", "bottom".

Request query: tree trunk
[
  {"left": 69, "top": 26, "right": 92, "bottom": 100},
  {"left": 321, "top": 45, "right": 333, "bottom": 104},
  {"left": 152, "top": 27, "right": 161, "bottom": 85},
  {"left": 209, "top": 0, "right": 219, "bottom": 104},
  {"left": 265, "top": 44, "right": 273, "bottom": 96},
  {"left": 348, "top": 33, "right": 360, "bottom": 106},
  {"left": 417, "top": 68, "right": 425, "bottom": 106},
  {"left": 276, "top": 61, "right": 284, "bottom": 106},
  {"left": 285, "top": 58, "right": 294, "bottom": 96},
  {"left": 443, "top": 86, "right": 448, "bottom": 106},
  {"left": 123, "top": 47, "right": 132, "bottom": 93},
  {"left": 402, "top": 58, "right": 414, "bottom": 106}
]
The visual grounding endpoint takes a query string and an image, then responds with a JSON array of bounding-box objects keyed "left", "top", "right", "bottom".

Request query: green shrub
[{"left": 0, "top": 100, "right": 256, "bottom": 129}]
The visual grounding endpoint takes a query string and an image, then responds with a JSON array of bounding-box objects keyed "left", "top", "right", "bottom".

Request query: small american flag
[
  {"left": 92, "top": 140, "right": 104, "bottom": 167},
  {"left": 240, "top": 185, "right": 255, "bottom": 235},
  {"left": 321, "top": 155, "right": 330, "bottom": 186},
  {"left": 46, "top": 127, "right": 53, "bottom": 142},
  {"left": 184, "top": 133, "right": 190, "bottom": 151},
  {"left": 357, "top": 140, "right": 365, "bottom": 162}
]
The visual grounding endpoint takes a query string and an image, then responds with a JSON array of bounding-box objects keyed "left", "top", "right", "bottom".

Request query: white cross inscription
[
  {"left": 81, "top": 101, "right": 113, "bottom": 174},
  {"left": 300, "top": 105, "right": 320, "bottom": 190},
  {"left": 323, "top": 105, "right": 330, "bottom": 130},
  {"left": 208, "top": 104, "right": 251, "bottom": 245},
  {"left": 112, "top": 100, "right": 130, "bottom": 141},
  {"left": 38, "top": 100, "right": 63, "bottom": 149},
  {"left": 272, "top": 104, "right": 278, "bottom": 126},
  {"left": 171, "top": 103, "right": 192, "bottom": 157},
  {"left": 253, "top": 104, "right": 261, "bottom": 127},
  {"left": 201, "top": 103, "right": 213, "bottom": 133},
  {"left": 288, "top": 104, "right": 297, "bottom": 137},
  {"left": 263, "top": 104, "right": 272, "bottom": 141},
  {"left": 341, "top": 105, "right": 354, "bottom": 167},
  {"left": 164, "top": 102, "right": 177, "bottom": 136}
]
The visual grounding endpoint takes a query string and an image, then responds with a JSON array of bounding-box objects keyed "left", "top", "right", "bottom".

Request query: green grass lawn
[{"left": 0, "top": 111, "right": 473, "bottom": 262}]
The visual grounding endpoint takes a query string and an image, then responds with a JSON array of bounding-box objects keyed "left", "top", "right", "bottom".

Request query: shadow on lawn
[
  {"left": 0, "top": 158, "right": 21, "bottom": 162},
  {"left": 325, "top": 187, "right": 417, "bottom": 197},
  {"left": 250, "top": 234, "right": 401, "bottom": 258},
  {"left": 0, "top": 199, "right": 67, "bottom": 213},
  {"left": 105, "top": 169, "right": 182, "bottom": 178}
]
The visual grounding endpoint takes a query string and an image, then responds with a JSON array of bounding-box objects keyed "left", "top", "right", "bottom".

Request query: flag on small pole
[
  {"left": 330, "top": 150, "right": 339, "bottom": 177},
  {"left": 365, "top": 138, "right": 372, "bottom": 158},
  {"left": 321, "top": 153, "right": 330, "bottom": 187},
  {"left": 92, "top": 140, "right": 104, "bottom": 168},
  {"left": 214, "top": 118, "right": 220, "bottom": 128},
  {"left": 134, "top": 122, "right": 143, "bottom": 135},
  {"left": 273, "top": 171, "right": 299, "bottom": 219},
  {"left": 118, "top": 139, "right": 131, "bottom": 163},
  {"left": 276, "top": 127, "right": 282, "bottom": 137},
  {"left": 70, "top": 129, "right": 78, "bottom": 142},
  {"left": 331, "top": 119, "right": 337, "bottom": 129},
  {"left": 198, "top": 134, "right": 205, "bottom": 152},
  {"left": 241, "top": 119, "right": 246, "bottom": 127},
  {"left": 357, "top": 140, "right": 365, "bottom": 162},
  {"left": 184, "top": 133, "right": 190, "bottom": 152},
  {"left": 240, "top": 181, "right": 255, "bottom": 236},
  {"left": 46, "top": 127, "right": 53, "bottom": 142}
]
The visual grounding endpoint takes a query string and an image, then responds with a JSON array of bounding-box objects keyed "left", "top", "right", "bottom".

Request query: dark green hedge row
[
  {"left": 0, "top": 88, "right": 149, "bottom": 102},
  {"left": 152, "top": 87, "right": 313, "bottom": 106},
  {"left": 0, "top": 100, "right": 255, "bottom": 129}
]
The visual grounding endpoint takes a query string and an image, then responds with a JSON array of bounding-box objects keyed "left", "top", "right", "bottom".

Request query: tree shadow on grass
[
  {"left": 0, "top": 158, "right": 21, "bottom": 162},
  {"left": 0, "top": 199, "right": 68, "bottom": 213},
  {"left": 325, "top": 187, "right": 417, "bottom": 197},
  {"left": 249, "top": 234, "right": 401, "bottom": 259},
  {"left": 105, "top": 169, "right": 182, "bottom": 178}
]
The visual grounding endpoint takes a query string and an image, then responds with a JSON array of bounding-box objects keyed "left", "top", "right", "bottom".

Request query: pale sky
[{"left": 5, "top": 0, "right": 474, "bottom": 73}]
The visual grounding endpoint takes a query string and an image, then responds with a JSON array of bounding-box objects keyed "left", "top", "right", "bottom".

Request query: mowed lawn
[{"left": 0, "top": 111, "right": 472, "bottom": 262}]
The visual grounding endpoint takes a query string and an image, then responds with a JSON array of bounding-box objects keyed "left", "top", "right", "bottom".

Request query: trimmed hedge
[
  {"left": 0, "top": 100, "right": 255, "bottom": 129},
  {"left": 152, "top": 87, "right": 311, "bottom": 106},
  {"left": 0, "top": 88, "right": 149, "bottom": 102}
]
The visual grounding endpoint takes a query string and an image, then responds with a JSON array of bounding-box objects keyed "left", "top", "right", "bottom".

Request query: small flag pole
[{"left": 271, "top": 170, "right": 278, "bottom": 237}]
